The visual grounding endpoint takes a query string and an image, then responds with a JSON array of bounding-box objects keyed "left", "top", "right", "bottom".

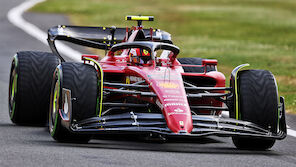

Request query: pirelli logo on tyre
[{"left": 158, "top": 82, "right": 179, "bottom": 89}]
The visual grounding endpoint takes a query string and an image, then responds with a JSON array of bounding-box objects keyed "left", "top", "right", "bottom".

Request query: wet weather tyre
[
  {"left": 49, "top": 62, "right": 98, "bottom": 143},
  {"left": 8, "top": 51, "right": 59, "bottom": 125},
  {"left": 177, "top": 57, "right": 216, "bottom": 73},
  {"left": 232, "top": 70, "right": 278, "bottom": 150}
]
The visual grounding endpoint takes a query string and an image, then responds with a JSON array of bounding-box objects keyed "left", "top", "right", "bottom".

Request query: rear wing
[{"left": 47, "top": 25, "right": 172, "bottom": 61}]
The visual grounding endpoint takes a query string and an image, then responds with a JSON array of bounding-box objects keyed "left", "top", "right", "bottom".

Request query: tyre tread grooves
[{"left": 13, "top": 51, "right": 59, "bottom": 125}]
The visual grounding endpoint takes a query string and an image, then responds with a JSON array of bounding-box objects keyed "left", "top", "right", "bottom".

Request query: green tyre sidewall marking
[
  {"left": 50, "top": 70, "right": 60, "bottom": 137},
  {"left": 83, "top": 57, "right": 104, "bottom": 117},
  {"left": 234, "top": 64, "right": 249, "bottom": 120},
  {"left": 10, "top": 74, "right": 18, "bottom": 119},
  {"left": 9, "top": 55, "right": 18, "bottom": 120}
]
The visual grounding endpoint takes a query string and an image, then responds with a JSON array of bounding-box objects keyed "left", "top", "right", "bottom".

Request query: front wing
[{"left": 68, "top": 97, "right": 286, "bottom": 140}]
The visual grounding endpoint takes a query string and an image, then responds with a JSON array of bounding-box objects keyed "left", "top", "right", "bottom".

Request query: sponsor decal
[
  {"left": 147, "top": 73, "right": 179, "bottom": 80},
  {"left": 179, "top": 121, "right": 184, "bottom": 126},
  {"left": 168, "top": 112, "right": 190, "bottom": 116},
  {"left": 116, "top": 59, "right": 127, "bottom": 63},
  {"left": 143, "top": 49, "right": 149, "bottom": 55},
  {"left": 168, "top": 108, "right": 189, "bottom": 116},
  {"left": 164, "top": 90, "right": 181, "bottom": 94},
  {"left": 164, "top": 98, "right": 185, "bottom": 102},
  {"left": 158, "top": 82, "right": 179, "bottom": 89},
  {"left": 126, "top": 76, "right": 143, "bottom": 84},
  {"left": 129, "top": 76, "right": 143, "bottom": 82},
  {"left": 163, "top": 95, "right": 183, "bottom": 98},
  {"left": 174, "top": 108, "right": 184, "bottom": 113},
  {"left": 164, "top": 103, "right": 186, "bottom": 107}
]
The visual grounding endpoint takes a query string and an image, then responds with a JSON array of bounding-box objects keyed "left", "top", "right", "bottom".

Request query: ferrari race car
[{"left": 8, "top": 15, "right": 286, "bottom": 150}]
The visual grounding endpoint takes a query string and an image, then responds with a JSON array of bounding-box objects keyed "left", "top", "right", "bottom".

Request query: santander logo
[{"left": 174, "top": 108, "right": 183, "bottom": 113}]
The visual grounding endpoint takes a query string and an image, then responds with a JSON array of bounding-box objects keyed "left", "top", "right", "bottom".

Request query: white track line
[
  {"left": 7, "top": 0, "right": 296, "bottom": 138},
  {"left": 7, "top": 0, "right": 81, "bottom": 62},
  {"left": 287, "top": 128, "right": 296, "bottom": 138}
]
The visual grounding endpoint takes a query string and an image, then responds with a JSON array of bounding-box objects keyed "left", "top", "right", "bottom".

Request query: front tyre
[
  {"left": 8, "top": 51, "right": 59, "bottom": 125},
  {"left": 49, "top": 62, "right": 98, "bottom": 143},
  {"left": 232, "top": 70, "right": 279, "bottom": 150}
]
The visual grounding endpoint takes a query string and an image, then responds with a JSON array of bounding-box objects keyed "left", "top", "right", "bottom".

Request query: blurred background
[{"left": 31, "top": 0, "right": 296, "bottom": 112}]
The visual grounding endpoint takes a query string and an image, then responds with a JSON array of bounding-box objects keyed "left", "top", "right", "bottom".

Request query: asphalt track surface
[{"left": 1, "top": 0, "right": 296, "bottom": 166}]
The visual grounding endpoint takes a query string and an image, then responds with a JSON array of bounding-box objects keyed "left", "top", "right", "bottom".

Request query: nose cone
[
  {"left": 163, "top": 105, "right": 193, "bottom": 133},
  {"left": 152, "top": 79, "right": 193, "bottom": 134},
  {"left": 139, "top": 67, "right": 193, "bottom": 134}
]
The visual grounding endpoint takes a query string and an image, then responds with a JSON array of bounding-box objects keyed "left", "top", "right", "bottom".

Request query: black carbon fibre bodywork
[{"left": 47, "top": 25, "right": 172, "bottom": 61}]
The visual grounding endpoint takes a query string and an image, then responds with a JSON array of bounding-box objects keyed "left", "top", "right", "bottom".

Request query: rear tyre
[
  {"left": 8, "top": 51, "right": 59, "bottom": 125},
  {"left": 49, "top": 62, "right": 98, "bottom": 143},
  {"left": 232, "top": 70, "right": 278, "bottom": 150},
  {"left": 177, "top": 57, "right": 216, "bottom": 73}
]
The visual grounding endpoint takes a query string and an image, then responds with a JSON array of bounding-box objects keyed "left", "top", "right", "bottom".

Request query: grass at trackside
[{"left": 31, "top": 0, "right": 296, "bottom": 112}]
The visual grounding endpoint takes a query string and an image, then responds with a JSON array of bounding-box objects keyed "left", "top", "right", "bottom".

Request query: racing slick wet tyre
[
  {"left": 232, "top": 70, "right": 278, "bottom": 150},
  {"left": 177, "top": 57, "right": 216, "bottom": 73},
  {"left": 8, "top": 51, "right": 59, "bottom": 125},
  {"left": 49, "top": 62, "right": 98, "bottom": 143}
]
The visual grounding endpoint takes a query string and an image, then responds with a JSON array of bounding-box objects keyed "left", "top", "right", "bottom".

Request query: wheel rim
[
  {"left": 49, "top": 72, "right": 60, "bottom": 136},
  {"left": 8, "top": 59, "right": 17, "bottom": 119}
]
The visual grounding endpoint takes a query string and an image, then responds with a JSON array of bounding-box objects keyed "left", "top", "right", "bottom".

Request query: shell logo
[{"left": 159, "top": 82, "right": 179, "bottom": 89}]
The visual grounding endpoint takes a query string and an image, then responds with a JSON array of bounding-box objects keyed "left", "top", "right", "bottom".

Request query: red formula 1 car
[{"left": 8, "top": 15, "right": 286, "bottom": 150}]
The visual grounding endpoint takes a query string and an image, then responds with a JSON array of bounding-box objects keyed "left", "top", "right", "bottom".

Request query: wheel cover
[
  {"left": 8, "top": 58, "right": 18, "bottom": 119},
  {"left": 49, "top": 72, "right": 60, "bottom": 136}
]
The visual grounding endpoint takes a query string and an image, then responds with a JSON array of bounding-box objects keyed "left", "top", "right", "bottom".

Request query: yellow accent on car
[
  {"left": 234, "top": 64, "right": 249, "bottom": 120},
  {"left": 143, "top": 49, "right": 149, "bottom": 55},
  {"left": 82, "top": 57, "right": 104, "bottom": 117},
  {"left": 125, "top": 15, "right": 154, "bottom": 21},
  {"left": 126, "top": 76, "right": 130, "bottom": 84},
  {"left": 159, "top": 82, "right": 179, "bottom": 89}
]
